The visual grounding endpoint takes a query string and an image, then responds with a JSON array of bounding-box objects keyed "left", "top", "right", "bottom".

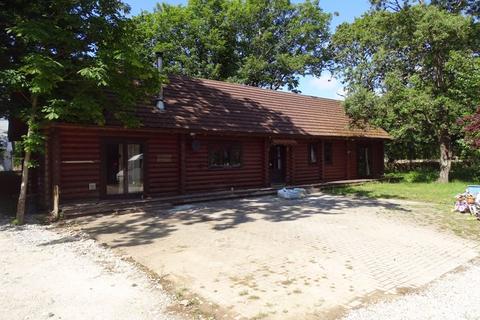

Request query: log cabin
[{"left": 14, "top": 76, "right": 390, "bottom": 211}]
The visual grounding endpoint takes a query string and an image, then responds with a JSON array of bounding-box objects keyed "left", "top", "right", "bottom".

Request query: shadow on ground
[{"left": 73, "top": 194, "right": 411, "bottom": 249}]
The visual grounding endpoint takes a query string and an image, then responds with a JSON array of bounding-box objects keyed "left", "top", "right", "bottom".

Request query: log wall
[{"left": 48, "top": 125, "right": 385, "bottom": 205}]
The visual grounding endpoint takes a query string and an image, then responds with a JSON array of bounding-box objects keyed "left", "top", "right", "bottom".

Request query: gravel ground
[
  {"left": 343, "top": 262, "right": 480, "bottom": 320},
  {"left": 0, "top": 219, "right": 180, "bottom": 320}
]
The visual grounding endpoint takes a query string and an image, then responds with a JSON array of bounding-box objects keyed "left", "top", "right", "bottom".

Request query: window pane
[
  {"left": 127, "top": 144, "right": 143, "bottom": 193},
  {"left": 230, "top": 144, "right": 241, "bottom": 166},
  {"left": 106, "top": 143, "right": 124, "bottom": 195},
  {"left": 209, "top": 146, "right": 223, "bottom": 167},
  {"left": 208, "top": 142, "right": 242, "bottom": 168}
]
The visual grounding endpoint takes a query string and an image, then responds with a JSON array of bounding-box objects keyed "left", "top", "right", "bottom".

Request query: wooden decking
[{"left": 61, "top": 179, "right": 377, "bottom": 218}]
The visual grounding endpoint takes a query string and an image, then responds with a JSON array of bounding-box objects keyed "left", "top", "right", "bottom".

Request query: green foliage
[
  {"left": 386, "top": 169, "right": 439, "bottom": 183},
  {"left": 371, "top": 0, "right": 480, "bottom": 16},
  {"left": 450, "top": 162, "right": 480, "bottom": 182},
  {"left": 0, "top": 0, "right": 161, "bottom": 163},
  {"left": 384, "top": 164, "right": 480, "bottom": 183},
  {"left": 134, "top": 0, "right": 331, "bottom": 91},
  {"left": 332, "top": 4, "right": 480, "bottom": 177}
]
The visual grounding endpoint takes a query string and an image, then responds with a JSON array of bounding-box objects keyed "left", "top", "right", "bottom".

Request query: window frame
[
  {"left": 324, "top": 142, "right": 333, "bottom": 166},
  {"left": 208, "top": 141, "right": 242, "bottom": 169},
  {"left": 308, "top": 143, "right": 318, "bottom": 165}
]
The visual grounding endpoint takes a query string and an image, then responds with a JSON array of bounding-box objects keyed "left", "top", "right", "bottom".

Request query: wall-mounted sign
[{"left": 156, "top": 154, "right": 172, "bottom": 163}]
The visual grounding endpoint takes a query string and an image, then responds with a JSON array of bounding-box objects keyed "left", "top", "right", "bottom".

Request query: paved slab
[{"left": 71, "top": 194, "right": 479, "bottom": 319}]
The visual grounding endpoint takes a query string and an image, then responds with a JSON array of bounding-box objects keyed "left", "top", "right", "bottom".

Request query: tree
[
  {"left": 331, "top": 4, "right": 480, "bottom": 182},
  {"left": 1, "top": 0, "right": 160, "bottom": 224},
  {"left": 370, "top": 0, "right": 480, "bottom": 15},
  {"left": 134, "top": 0, "right": 331, "bottom": 91},
  {"left": 464, "top": 107, "right": 480, "bottom": 148}
]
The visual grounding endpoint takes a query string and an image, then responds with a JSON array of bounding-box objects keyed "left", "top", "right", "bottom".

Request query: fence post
[{"left": 52, "top": 185, "right": 59, "bottom": 219}]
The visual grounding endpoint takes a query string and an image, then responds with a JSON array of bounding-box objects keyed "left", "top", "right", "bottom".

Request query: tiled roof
[{"left": 133, "top": 76, "right": 390, "bottom": 139}]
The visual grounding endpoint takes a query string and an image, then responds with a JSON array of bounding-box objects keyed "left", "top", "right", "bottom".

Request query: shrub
[{"left": 385, "top": 168, "right": 439, "bottom": 183}]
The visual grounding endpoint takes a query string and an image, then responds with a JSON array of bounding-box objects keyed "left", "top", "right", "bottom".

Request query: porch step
[
  {"left": 61, "top": 179, "right": 378, "bottom": 218},
  {"left": 61, "top": 187, "right": 278, "bottom": 218}
]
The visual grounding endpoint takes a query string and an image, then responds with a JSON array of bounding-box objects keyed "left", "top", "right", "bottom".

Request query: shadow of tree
[
  {"left": 37, "top": 235, "right": 82, "bottom": 246},
  {"left": 324, "top": 186, "right": 412, "bottom": 201},
  {"left": 80, "top": 213, "right": 178, "bottom": 249},
  {"left": 74, "top": 193, "right": 411, "bottom": 248}
]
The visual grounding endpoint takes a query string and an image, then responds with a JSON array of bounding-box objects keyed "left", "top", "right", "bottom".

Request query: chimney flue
[
  {"left": 155, "top": 51, "right": 163, "bottom": 72},
  {"left": 154, "top": 51, "right": 165, "bottom": 110}
]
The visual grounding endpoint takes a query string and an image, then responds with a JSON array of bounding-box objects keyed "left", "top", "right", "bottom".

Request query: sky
[{"left": 125, "top": 0, "right": 371, "bottom": 99}]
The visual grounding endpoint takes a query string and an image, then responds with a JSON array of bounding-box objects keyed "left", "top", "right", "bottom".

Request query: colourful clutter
[{"left": 454, "top": 185, "right": 480, "bottom": 216}]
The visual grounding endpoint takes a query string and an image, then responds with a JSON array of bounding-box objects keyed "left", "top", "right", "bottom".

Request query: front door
[
  {"left": 269, "top": 145, "right": 286, "bottom": 184},
  {"left": 104, "top": 142, "right": 144, "bottom": 197},
  {"left": 357, "top": 144, "right": 372, "bottom": 178}
]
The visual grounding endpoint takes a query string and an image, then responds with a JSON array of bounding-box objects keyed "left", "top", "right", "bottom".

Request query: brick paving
[{"left": 73, "top": 194, "right": 479, "bottom": 319}]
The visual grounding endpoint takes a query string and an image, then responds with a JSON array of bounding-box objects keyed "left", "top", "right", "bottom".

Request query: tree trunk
[
  {"left": 437, "top": 133, "right": 451, "bottom": 183},
  {"left": 15, "top": 95, "right": 37, "bottom": 225},
  {"left": 16, "top": 149, "right": 31, "bottom": 224}
]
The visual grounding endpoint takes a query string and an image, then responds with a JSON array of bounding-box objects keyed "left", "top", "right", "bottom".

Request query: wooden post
[
  {"left": 52, "top": 185, "right": 60, "bottom": 219},
  {"left": 51, "top": 127, "right": 61, "bottom": 219}
]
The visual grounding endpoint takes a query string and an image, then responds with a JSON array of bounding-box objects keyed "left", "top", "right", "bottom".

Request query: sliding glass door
[{"left": 104, "top": 142, "right": 144, "bottom": 197}]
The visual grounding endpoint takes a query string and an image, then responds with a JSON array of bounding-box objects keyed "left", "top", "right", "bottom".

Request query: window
[
  {"left": 308, "top": 143, "right": 318, "bottom": 164},
  {"left": 324, "top": 142, "right": 333, "bottom": 165},
  {"left": 208, "top": 142, "right": 242, "bottom": 168}
]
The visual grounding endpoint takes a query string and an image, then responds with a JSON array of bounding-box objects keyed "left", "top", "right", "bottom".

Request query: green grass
[
  {"left": 327, "top": 180, "right": 471, "bottom": 207},
  {"left": 327, "top": 167, "right": 479, "bottom": 207}
]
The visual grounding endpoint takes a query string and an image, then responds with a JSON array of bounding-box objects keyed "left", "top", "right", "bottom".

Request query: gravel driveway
[
  {"left": 0, "top": 220, "right": 179, "bottom": 320},
  {"left": 343, "top": 262, "right": 480, "bottom": 320}
]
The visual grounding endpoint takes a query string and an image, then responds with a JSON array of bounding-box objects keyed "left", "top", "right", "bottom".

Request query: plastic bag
[{"left": 277, "top": 187, "right": 307, "bottom": 199}]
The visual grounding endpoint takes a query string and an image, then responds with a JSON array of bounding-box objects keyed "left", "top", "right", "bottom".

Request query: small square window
[
  {"left": 324, "top": 142, "right": 333, "bottom": 165},
  {"left": 208, "top": 142, "right": 242, "bottom": 168},
  {"left": 308, "top": 143, "right": 318, "bottom": 164}
]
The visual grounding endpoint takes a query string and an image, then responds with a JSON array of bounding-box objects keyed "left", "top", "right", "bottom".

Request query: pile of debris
[
  {"left": 277, "top": 187, "right": 307, "bottom": 200},
  {"left": 454, "top": 185, "right": 480, "bottom": 217}
]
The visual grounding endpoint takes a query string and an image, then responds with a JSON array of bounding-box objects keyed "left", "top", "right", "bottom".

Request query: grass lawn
[
  {"left": 327, "top": 180, "right": 471, "bottom": 207},
  {"left": 325, "top": 172, "right": 480, "bottom": 241}
]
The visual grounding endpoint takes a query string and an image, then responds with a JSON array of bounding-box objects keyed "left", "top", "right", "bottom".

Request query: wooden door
[{"left": 269, "top": 145, "right": 286, "bottom": 184}]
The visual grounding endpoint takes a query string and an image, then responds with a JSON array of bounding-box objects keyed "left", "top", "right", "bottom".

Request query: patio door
[
  {"left": 103, "top": 142, "right": 144, "bottom": 197},
  {"left": 357, "top": 144, "right": 372, "bottom": 178}
]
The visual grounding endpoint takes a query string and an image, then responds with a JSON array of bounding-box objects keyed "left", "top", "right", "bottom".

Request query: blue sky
[{"left": 125, "top": 0, "right": 371, "bottom": 99}]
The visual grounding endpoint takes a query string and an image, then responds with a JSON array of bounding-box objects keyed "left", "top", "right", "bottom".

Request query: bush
[
  {"left": 403, "top": 169, "right": 439, "bottom": 183},
  {"left": 385, "top": 163, "right": 479, "bottom": 183},
  {"left": 385, "top": 168, "right": 438, "bottom": 183},
  {"left": 450, "top": 163, "right": 480, "bottom": 182}
]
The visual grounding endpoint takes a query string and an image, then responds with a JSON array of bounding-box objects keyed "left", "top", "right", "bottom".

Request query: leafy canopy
[
  {"left": 0, "top": 0, "right": 160, "bottom": 130},
  {"left": 134, "top": 0, "right": 331, "bottom": 91},
  {"left": 332, "top": 4, "right": 480, "bottom": 163}
]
